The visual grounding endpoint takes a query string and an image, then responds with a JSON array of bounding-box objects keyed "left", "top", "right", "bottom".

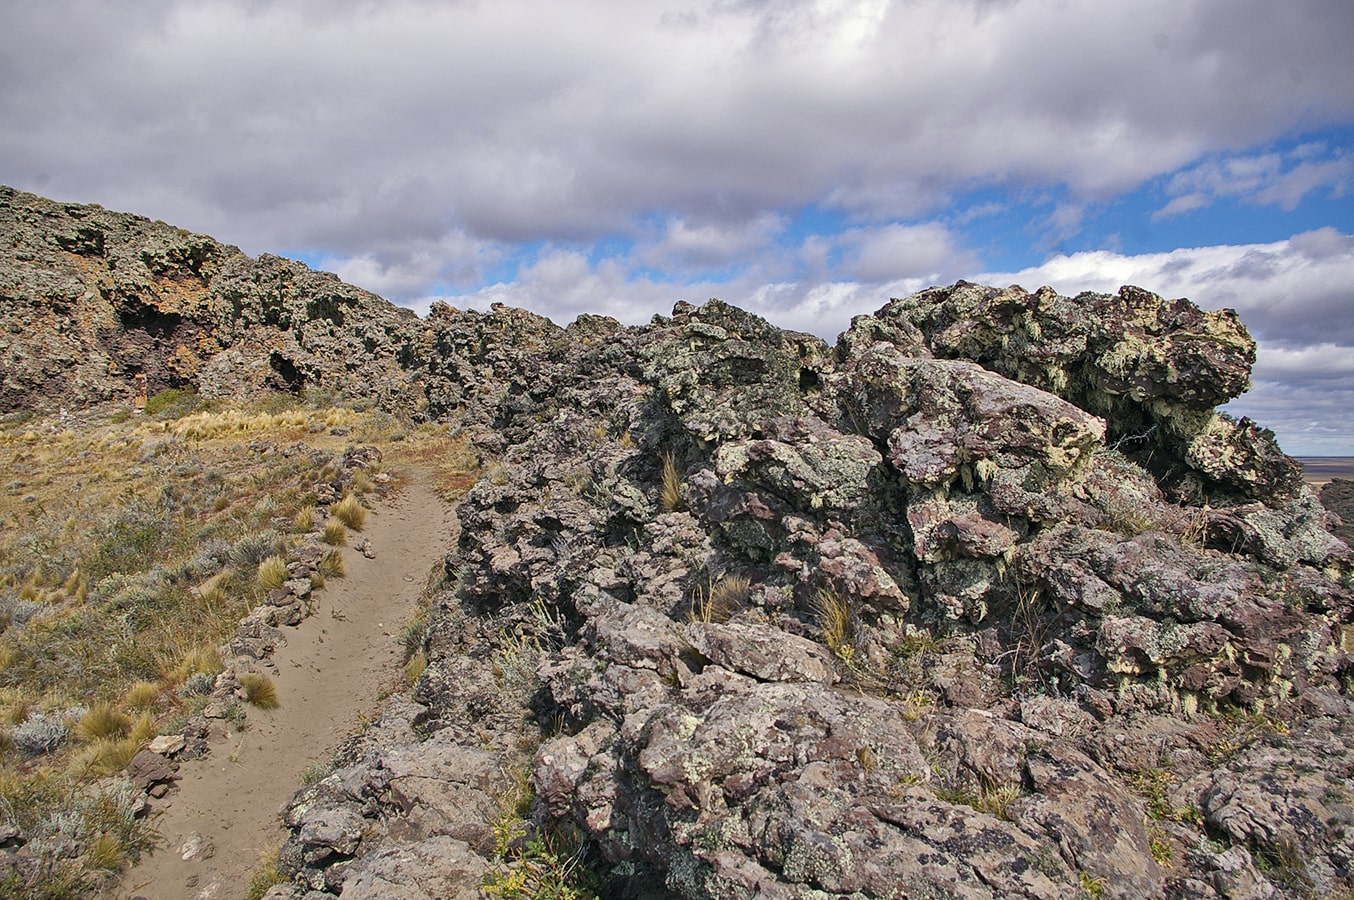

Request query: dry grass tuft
[
  {"left": 87, "top": 832, "right": 127, "bottom": 872},
  {"left": 331, "top": 493, "right": 367, "bottom": 530},
  {"left": 69, "top": 736, "right": 140, "bottom": 777},
  {"left": 321, "top": 519, "right": 348, "bottom": 546},
  {"left": 318, "top": 548, "right": 345, "bottom": 579},
  {"left": 293, "top": 505, "right": 316, "bottom": 532},
  {"left": 164, "top": 645, "right": 222, "bottom": 684},
  {"left": 659, "top": 451, "right": 684, "bottom": 513},
  {"left": 689, "top": 574, "right": 752, "bottom": 623},
  {"left": 75, "top": 702, "right": 131, "bottom": 743},
  {"left": 121, "top": 681, "right": 161, "bottom": 711},
  {"left": 257, "top": 555, "right": 289, "bottom": 592},
  {"left": 350, "top": 469, "right": 374, "bottom": 495},
  {"left": 240, "top": 672, "right": 279, "bottom": 710},
  {"left": 813, "top": 586, "right": 855, "bottom": 662},
  {"left": 405, "top": 651, "right": 428, "bottom": 685}
]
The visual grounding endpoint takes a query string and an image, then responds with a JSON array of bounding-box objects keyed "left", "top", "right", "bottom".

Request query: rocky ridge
[
  {"left": 4, "top": 190, "right": 1354, "bottom": 898},
  {"left": 286, "top": 294, "right": 1349, "bottom": 899}
]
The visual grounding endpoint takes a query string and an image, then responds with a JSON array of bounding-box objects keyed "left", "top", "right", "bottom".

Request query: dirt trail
[{"left": 119, "top": 475, "right": 456, "bottom": 900}]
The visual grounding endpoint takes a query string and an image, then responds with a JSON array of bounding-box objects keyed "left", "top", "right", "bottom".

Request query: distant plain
[{"left": 1297, "top": 457, "right": 1354, "bottom": 486}]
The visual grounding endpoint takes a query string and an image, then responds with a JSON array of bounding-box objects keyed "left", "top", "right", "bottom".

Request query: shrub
[
  {"left": 12, "top": 714, "right": 69, "bottom": 756},
  {"left": 143, "top": 387, "right": 199, "bottom": 419},
  {"left": 229, "top": 531, "right": 279, "bottom": 571},
  {"left": 331, "top": 494, "right": 367, "bottom": 531},
  {"left": 240, "top": 672, "right": 279, "bottom": 710},
  {"left": 176, "top": 672, "right": 215, "bottom": 698},
  {"left": 256, "top": 556, "right": 289, "bottom": 592}
]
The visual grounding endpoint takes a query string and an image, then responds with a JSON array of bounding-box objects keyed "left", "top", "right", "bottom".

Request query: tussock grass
[
  {"left": 121, "top": 680, "right": 162, "bottom": 711},
  {"left": 318, "top": 548, "right": 346, "bottom": 579},
  {"left": 321, "top": 519, "right": 348, "bottom": 546},
  {"left": 87, "top": 832, "right": 127, "bottom": 872},
  {"left": 257, "top": 555, "right": 289, "bottom": 592},
  {"left": 164, "top": 645, "right": 222, "bottom": 685},
  {"left": 351, "top": 469, "right": 374, "bottom": 495},
  {"left": 405, "top": 651, "right": 428, "bottom": 685},
  {"left": 331, "top": 493, "right": 367, "bottom": 530},
  {"left": 659, "top": 450, "right": 684, "bottom": 513},
  {"left": 688, "top": 574, "right": 752, "bottom": 623},
  {"left": 240, "top": 672, "right": 279, "bottom": 710},
  {"left": 813, "top": 585, "right": 855, "bottom": 661},
  {"left": 69, "top": 735, "right": 141, "bottom": 777},
  {"left": 75, "top": 702, "right": 132, "bottom": 744},
  {"left": 293, "top": 504, "right": 316, "bottom": 532}
]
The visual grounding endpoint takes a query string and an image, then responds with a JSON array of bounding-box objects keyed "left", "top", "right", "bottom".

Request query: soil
[{"left": 117, "top": 475, "right": 457, "bottom": 900}]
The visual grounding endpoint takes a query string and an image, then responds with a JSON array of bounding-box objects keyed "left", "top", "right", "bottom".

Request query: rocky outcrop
[
  {"left": 268, "top": 293, "right": 1352, "bottom": 898},
  {"left": 0, "top": 186, "right": 422, "bottom": 412},
  {"left": 7, "top": 189, "right": 1351, "bottom": 898}
]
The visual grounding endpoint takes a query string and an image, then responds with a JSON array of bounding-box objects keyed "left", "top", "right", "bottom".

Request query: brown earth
[{"left": 118, "top": 475, "right": 456, "bottom": 900}]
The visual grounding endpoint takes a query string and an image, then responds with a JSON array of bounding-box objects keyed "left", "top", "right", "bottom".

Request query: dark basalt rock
[{"left": 268, "top": 286, "right": 1349, "bottom": 897}]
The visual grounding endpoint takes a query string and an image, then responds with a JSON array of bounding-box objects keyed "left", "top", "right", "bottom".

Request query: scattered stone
[
  {"left": 148, "top": 734, "right": 186, "bottom": 757},
  {"left": 179, "top": 831, "right": 214, "bottom": 862}
]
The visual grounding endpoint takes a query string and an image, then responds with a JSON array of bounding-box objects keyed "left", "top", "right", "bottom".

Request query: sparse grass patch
[
  {"left": 331, "top": 493, "right": 366, "bottom": 530},
  {"left": 318, "top": 548, "right": 346, "bottom": 579},
  {"left": 240, "top": 672, "right": 279, "bottom": 710},
  {"left": 244, "top": 844, "right": 288, "bottom": 900}
]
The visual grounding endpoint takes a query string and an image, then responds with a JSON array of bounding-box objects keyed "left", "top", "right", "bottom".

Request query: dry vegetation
[{"left": 0, "top": 389, "right": 481, "bottom": 897}]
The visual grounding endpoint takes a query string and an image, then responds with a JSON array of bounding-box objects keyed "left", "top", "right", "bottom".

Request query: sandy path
[{"left": 119, "top": 475, "right": 456, "bottom": 900}]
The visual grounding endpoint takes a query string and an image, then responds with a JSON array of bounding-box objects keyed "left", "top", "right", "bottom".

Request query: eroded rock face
[
  {"left": 0, "top": 186, "right": 422, "bottom": 411},
  {"left": 262, "top": 288, "right": 1353, "bottom": 899}
]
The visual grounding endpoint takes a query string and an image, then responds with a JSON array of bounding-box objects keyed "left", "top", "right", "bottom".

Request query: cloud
[
  {"left": 1154, "top": 145, "right": 1352, "bottom": 218},
  {"left": 4, "top": 0, "right": 1352, "bottom": 260}
]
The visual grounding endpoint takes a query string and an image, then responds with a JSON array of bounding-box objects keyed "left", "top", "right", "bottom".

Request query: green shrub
[{"left": 144, "top": 387, "right": 199, "bottom": 419}]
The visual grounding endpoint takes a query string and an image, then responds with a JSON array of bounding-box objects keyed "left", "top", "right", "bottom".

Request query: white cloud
[
  {"left": 3, "top": 0, "right": 1352, "bottom": 258},
  {"left": 1154, "top": 146, "right": 1351, "bottom": 218}
]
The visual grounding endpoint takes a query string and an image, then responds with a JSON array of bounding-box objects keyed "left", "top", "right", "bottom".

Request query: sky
[{"left": 2, "top": 0, "right": 1352, "bottom": 455}]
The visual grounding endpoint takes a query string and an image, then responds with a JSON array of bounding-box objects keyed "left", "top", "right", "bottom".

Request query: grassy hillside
[{"left": 0, "top": 390, "right": 476, "bottom": 897}]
